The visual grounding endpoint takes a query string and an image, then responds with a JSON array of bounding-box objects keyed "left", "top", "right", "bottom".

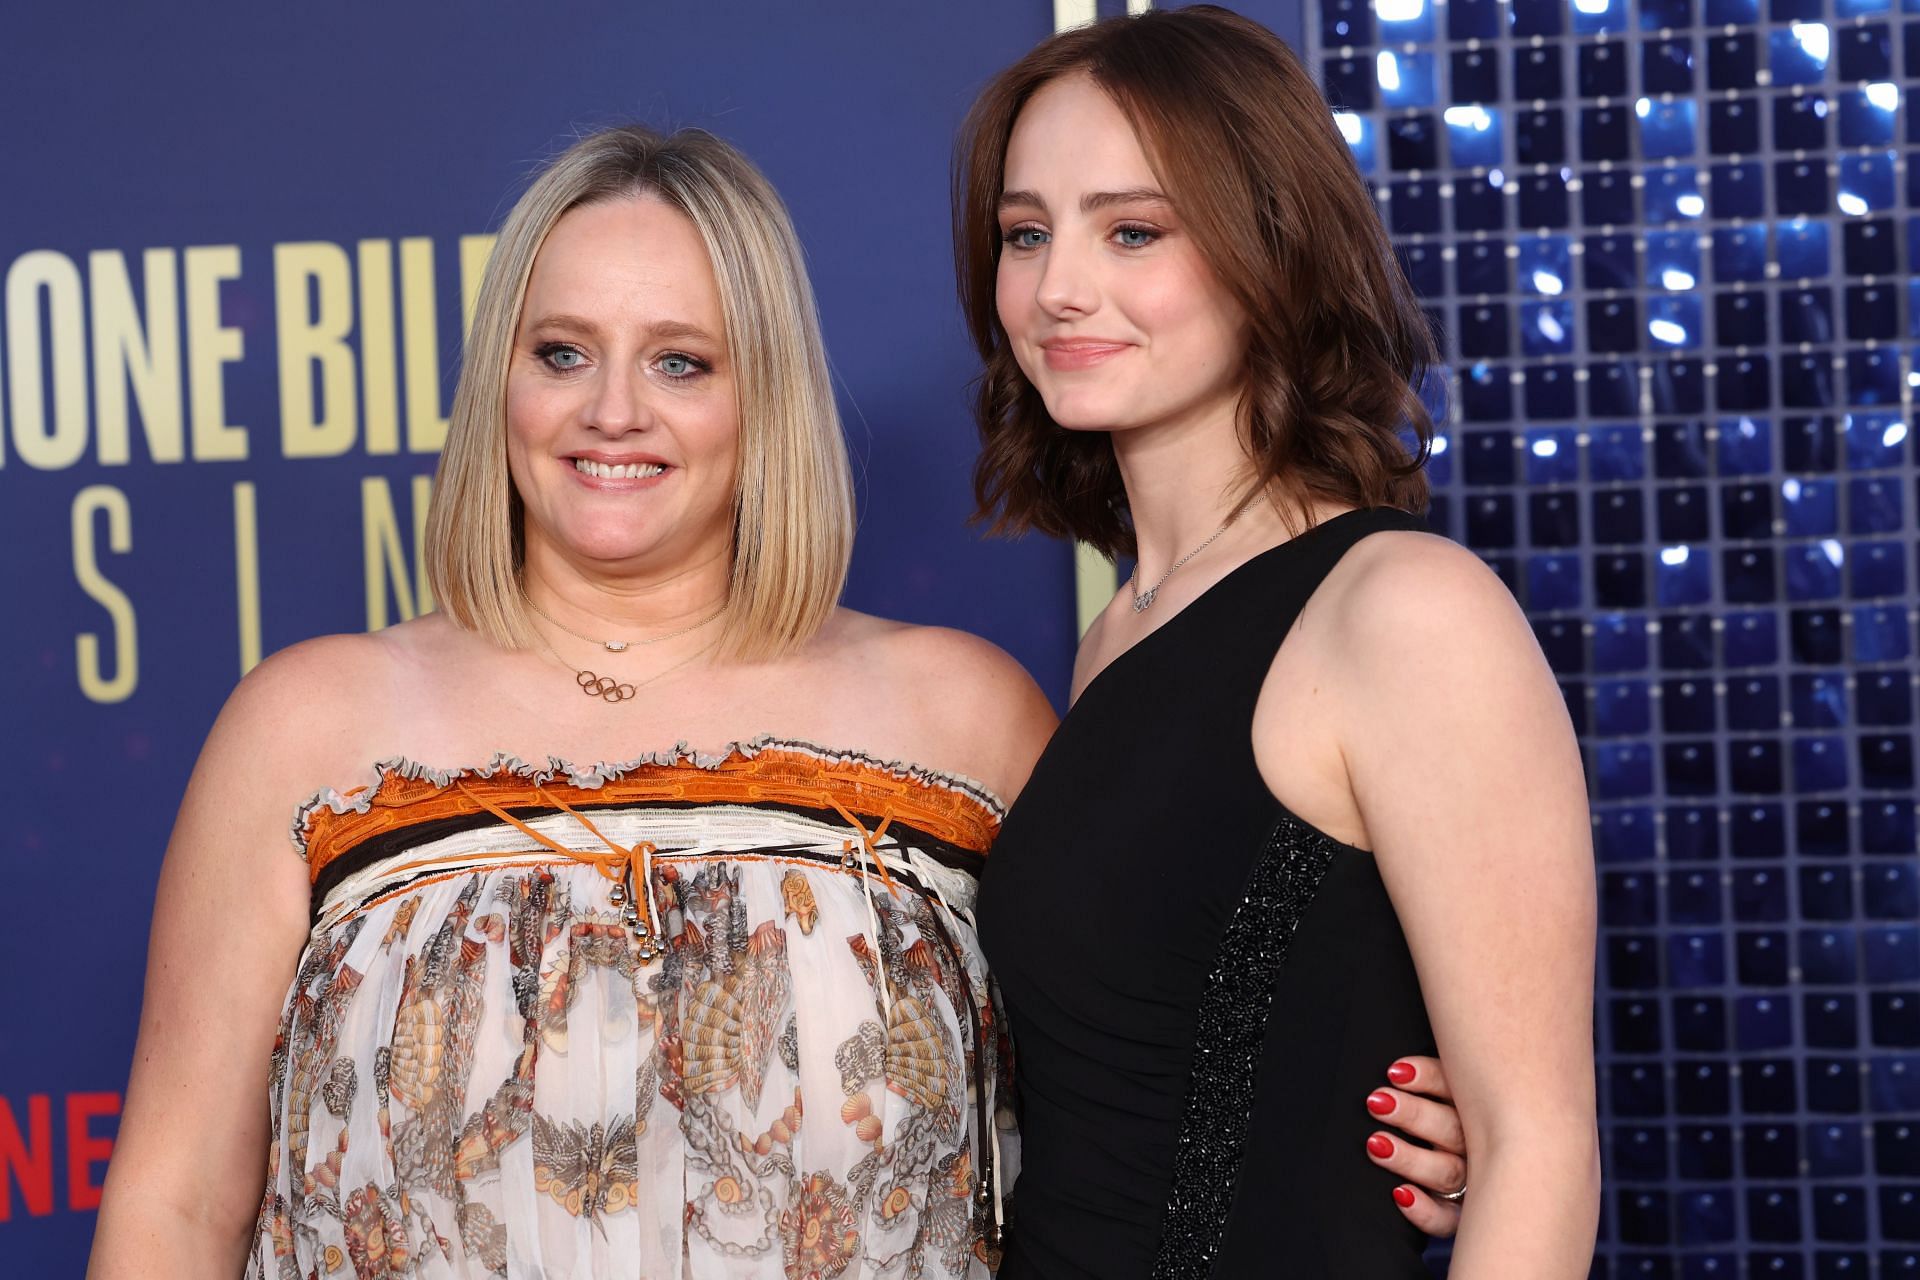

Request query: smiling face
[
  {"left": 994, "top": 73, "right": 1250, "bottom": 441},
  {"left": 505, "top": 193, "right": 739, "bottom": 577}
]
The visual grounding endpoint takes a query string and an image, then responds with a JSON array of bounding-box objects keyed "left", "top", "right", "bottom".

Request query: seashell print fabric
[{"left": 245, "top": 739, "right": 1016, "bottom": 1280}]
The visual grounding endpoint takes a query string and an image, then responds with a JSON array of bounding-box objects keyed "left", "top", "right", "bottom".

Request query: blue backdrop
[{"left": 0, "top": 3, "right": 1131, "bottom": 1271}]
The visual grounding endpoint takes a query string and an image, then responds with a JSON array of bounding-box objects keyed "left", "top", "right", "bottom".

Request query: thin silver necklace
[
  {"left": 1129, "top": 513, "right": 1240, "bottom": 613},
  {"left": 524, "top": 596, "right": 725, "bottom": 653}
]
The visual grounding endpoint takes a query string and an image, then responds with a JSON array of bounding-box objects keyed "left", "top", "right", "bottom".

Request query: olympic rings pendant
[{"left": 577, "top": 669, "right": 637, "bottom": 702}]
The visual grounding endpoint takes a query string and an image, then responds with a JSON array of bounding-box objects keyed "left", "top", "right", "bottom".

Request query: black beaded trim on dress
[{"left": 1150, "top": 811, "right": 1343, "bottom": 1279}]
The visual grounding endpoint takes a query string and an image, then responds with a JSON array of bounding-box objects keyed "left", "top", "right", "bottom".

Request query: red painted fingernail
[
  {"left": 1366, "top": 1090, "right": 1398, "bottom": 1116},
  {"left": 1393, "top": 1186, "right": 1416, "bottom": 1209},
  {"left": 1367, "top": 1134, "right": 1395, "bottom": 1159},
  {"left": 1387, "top": 1061, "right": 1417, "bottom": 1085}
]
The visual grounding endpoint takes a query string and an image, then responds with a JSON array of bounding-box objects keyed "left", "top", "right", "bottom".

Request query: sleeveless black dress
[{"left": 979, "top": 508, "right": 1438, "bottom": 1279}]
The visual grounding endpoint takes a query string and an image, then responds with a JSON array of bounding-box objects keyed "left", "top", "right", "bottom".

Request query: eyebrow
[
  {"left": 997, "top": 187, "right": 1173, "bottom": 214},
  {"left": 524, "top": 313, "right": 719, "bottom": 345}
]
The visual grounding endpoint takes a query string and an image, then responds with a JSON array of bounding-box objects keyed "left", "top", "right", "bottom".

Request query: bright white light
[
  {"left": 1660, "top": 546, "right": 1690, "bottom": 566},
  {"left": 1635, "top": 97, "right": 1653, "bottom": 119},
  {"left": 1813, "top": 98, "right": 1829, "bottom": 118},
  {"left": 1662, "top": 268, "right": 1696, "bottom": 290},
  {"left": 1821, "top": 539, "right": 1845, "bottom": 567},
  {"left": 1532, "top": 269, "right": 1565, "bottom": 296},
  {"left": 1335, "top": 112, "right": 1364, "bottom": 145},
  {"left": 1532, "top": 438, "right": 1560, "bottom": 457},
  {"left": 1444, "top": 106, "right": 1493, "bottom": 132},
  {"left": 1574, "top": 0, "right": 1611, "bottom": 14},
  {"left": 1867, "top": 82, "right": 1900, "bottom": 112},
  {"left": 1376, "top": 51, "right": 1402, "bottom": 92},
  {"left": 1431, "top": 434, "right": 1450, "bottom": 456},
  {"left": 1676, "top": 195, "right": 1706, "bottom": 217},
  {"left": 1488, "top": 168, "right": 1505, "bottom": 188},
  {"left": 1884, "top": 422, "right": 1909, "bottom": 448},
  {"left": 1650, "top": 318, "right": 1688, "bottom": 344},
  {"left": 1838, "top": 192, "right": 1869, "bottom": 215},
  {"left": 1537, "top": 311, "right": 1567, "bottom": 344},
  {"left": 1908, "top": 371, "right": 1920, "bottom": 388},
  {"left": 1791, "top": 23, "right": 1830, "bottom": 66},
  {"left": 1782, "top": 478, "right": 1803, "bottom": 501},
  {"left": 1377, "top": 0, "right": 1425, "bottom": 22}
]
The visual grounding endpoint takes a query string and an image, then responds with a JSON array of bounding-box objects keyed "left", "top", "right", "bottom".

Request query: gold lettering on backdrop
[
  {"left": 362, "top": 474, "right": 434, "bottom": 630},
  {"left": 90, "top": 249, "right": 185, "bottom": 466},
  {"left": 184, "top": 245, "right": 248, "bottom": 461},
  {"left": 72, "top": 485, "right": 139, "bottom": 703},
  {"left": 6, "top": 251, "right": 89, "bottom": 470},
  {"left": 233, "top": 482, "right": 262, "bottom": 674},
  {"left": 400, "top": 238, "right": 449, "bottom": 454},
  {"left": 275, "top": 242, "right": 357, "bottom": 458},
  {"left": 357, "top": 240, "right": 400, "bottom": 456}
]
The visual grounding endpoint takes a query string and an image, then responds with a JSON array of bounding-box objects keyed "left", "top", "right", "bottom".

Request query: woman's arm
[
  {"left": 1329, "top": 536, "right": 1601, "bottom": 1276},
  {"left": 88, "top": 644, "right": 356, "bottom": 1278}
]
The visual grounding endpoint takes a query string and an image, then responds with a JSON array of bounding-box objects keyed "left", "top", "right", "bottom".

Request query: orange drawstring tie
[
  {"left": 825, "top": 795, "right": 898, "bottom": 892},
  {"left": 455, "top": 781, "right": 664, "bottom": 960}
]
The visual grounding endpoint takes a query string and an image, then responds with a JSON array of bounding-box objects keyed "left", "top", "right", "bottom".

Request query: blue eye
[
  {"left": 658, "top": 353, "right": 703, "bottom": 379},
  {"left": 536, "top": 343, "right": 584, "bottom": 371},
  {"left": 1004, "top": 226, "right": 1048, "bottom": 249},
  {"left": 1115, "top": 226, "right": 1159, "bottom": 248}
]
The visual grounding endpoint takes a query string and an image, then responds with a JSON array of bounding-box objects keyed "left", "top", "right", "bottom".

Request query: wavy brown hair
[{"left": 953, "top": 4, "right": 1436, "bottom": 558}]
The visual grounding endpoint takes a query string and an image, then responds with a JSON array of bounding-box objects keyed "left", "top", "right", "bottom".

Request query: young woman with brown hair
[{"left": 961, "top": 8, "right": 1600, "bottom": 1276}]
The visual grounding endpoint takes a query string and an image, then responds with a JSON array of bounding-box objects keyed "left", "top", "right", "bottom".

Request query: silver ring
[{"left": 1437, "top": 1183, "right": 1467, "bottom": 1205}]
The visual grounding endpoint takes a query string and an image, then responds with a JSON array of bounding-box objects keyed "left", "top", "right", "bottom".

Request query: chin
[
  {"left": 549, "top": 520, "right": 669, "bottom": 565},
  {"left": 1051, "top": 409, "right": 1151, "bottom": 436},
  {"left": 1036, "top": 391, "right": 1132, "bottom": 434}
]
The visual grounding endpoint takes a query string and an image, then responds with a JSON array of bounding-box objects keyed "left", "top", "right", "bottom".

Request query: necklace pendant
[
  {"left": 1132, "top": 588, "right": 1157, "bottom": 613},
  {"left": 603, "top": 640, "right": 629, "bottom": 653}
]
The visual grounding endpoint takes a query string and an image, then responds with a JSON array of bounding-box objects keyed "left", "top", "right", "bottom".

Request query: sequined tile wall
[{"left": 1308, "top": 0, "right": 1920, "bottom": 1271}]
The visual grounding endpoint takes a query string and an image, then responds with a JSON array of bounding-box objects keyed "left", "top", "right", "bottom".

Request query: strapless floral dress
[{"left": 244, "top": 737, "right": 1015, "bottom": 1280}]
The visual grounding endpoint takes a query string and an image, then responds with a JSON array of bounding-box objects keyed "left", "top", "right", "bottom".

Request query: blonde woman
[
  {"left": 92, "top": 126, "right": 1051, "bottom": 1280},
  {"left": 89, "top": 124, "right": 1467, "bottom": 1278}
]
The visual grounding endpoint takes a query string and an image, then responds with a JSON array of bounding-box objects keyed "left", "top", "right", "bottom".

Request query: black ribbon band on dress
[{"left": 310, "top": 801, "right": 984, "bottom": 925}]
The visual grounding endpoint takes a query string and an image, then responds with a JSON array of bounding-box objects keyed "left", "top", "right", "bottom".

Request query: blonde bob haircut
[{"left": 427, "top": 125, "right": 855, "bottom": 661}]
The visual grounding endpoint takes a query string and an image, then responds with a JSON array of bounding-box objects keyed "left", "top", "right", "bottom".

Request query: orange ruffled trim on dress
[{"left": 299, "top": 736, "right": 1005, "bottom": 882}]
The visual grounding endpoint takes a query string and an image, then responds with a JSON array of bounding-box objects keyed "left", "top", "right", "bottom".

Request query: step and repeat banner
[{"left": 0, "top": 3, "right": 1142, "bottom": 1270}]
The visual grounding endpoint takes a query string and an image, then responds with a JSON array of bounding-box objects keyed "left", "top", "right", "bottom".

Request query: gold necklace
[
  {"left": 524, "top": 597, "right": 726, "bottom": 653},
  {"left": 541, "top": 635, "right": 718, "bottom": 703}
]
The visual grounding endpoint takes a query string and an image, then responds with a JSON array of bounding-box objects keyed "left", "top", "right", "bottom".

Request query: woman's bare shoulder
[
  {"left": 202, "top": 615, "right": 462, "bottom": 809},
  {"left": 1314, "top": 529, "right": 1560, "bottom": 729},
  {"left": 1321, "top": 529, "right": 1521, "bottom": 639},
  {"left": 808, "top": 609, "right": 1059, "bottom": 803}
]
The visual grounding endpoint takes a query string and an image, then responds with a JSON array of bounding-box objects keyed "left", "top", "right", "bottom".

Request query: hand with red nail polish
[
  {"left": 1392, "top": 1187, "right": 1416, "bottom": 1209},
  {"left": 1368, "top": 1055, "right": 1472, "bottom": 1239}
]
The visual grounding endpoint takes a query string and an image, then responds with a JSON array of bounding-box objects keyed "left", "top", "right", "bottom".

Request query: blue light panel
[{"left": 1311, "top": 0, "right": 1920, "bottom": 1271}]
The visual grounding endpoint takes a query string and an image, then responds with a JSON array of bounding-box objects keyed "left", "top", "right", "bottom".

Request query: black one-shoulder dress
[{"left": 980, "top": 508, "right": 1439, "bottom": 1278}]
